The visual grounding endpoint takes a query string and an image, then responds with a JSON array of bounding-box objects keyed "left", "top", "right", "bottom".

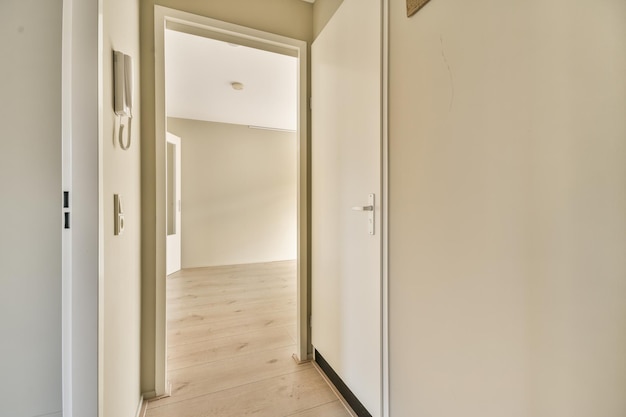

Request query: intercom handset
[{"left": 114, "top": 50, "right": 133, "bottom": 150}]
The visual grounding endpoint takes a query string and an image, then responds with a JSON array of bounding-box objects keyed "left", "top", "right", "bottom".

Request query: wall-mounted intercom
[
  {"left": 113, "top": 50, "right": 133, "bottom": 150},
  {"left": 114, "top": 194, "right": 125, "bottom": 236}
]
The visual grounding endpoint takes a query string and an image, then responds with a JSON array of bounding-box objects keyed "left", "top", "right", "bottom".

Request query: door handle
[{"left": 351, "top": 194, "right": 375, "bottom": 235}]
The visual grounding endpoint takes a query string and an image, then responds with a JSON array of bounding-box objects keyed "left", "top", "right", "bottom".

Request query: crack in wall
[{"left": 440, "top": 35, "right": 455, "bottom": 113}]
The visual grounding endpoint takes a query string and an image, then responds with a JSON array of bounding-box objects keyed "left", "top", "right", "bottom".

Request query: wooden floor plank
[
  {"left": 167, "top": 287, "right": 294, "bottom": 309},
  {"left": 168, "top": 300, "right": 296, "bottom": 330},
  {"left": 148, "top": 368, "right": 338, "bottom": 417},
  {"left": 159, "top": 347, "right": 311, "bottom": 407},
  {"left": 168, "top": 313, "right": 296, "bottom": 348},
  {"left": 285, "top": 400, "right": 354, "bottom": 417},
  {"left": 167, "top": 292, "right": 295, "bottom": 315},
  {"left": 167, "top": 326, "right": 295, "bottom": 371},
  {"left": 146, "top": 260, "right": 351, "bottom": 417}
]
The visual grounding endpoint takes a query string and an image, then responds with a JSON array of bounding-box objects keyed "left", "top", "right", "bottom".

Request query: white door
[
  {"left": 166, "top": 133, "right": 182, "bottom": 274},
  {"left": 0, "top": 2, "right": 64, "bottom": 417},
  {"left": 311, "top": 0, "right": 383, "bottom": 415}
]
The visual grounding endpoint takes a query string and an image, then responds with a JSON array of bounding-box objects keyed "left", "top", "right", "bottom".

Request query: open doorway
[
  {"left": 153, "top": 6, "right": 310, "bottom": 399},
  {"left": 164, "top": 28, "right": 299, "bottom": 272}
]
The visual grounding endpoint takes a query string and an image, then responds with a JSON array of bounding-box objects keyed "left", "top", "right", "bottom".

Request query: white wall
[
  {"left": 168, "top": 118, "right": 297, "bottom": 268},
  {"left": 102, "top": 0, "right": 143, "bottom": 415},
  {"left": 0, "top": 2, "right": 63, "bottom": 416},
  {"left": 389, "top": 0, "right": 626, "bottom": 416}
]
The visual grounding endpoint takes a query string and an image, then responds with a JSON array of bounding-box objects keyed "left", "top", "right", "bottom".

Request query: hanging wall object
[{"left": 407, "top": 0, "right": 432, "bottom": 17}]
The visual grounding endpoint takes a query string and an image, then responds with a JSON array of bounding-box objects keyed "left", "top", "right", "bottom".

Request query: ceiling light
[{"left": 231, "top": 82, "right": 244, "bottom": 91}]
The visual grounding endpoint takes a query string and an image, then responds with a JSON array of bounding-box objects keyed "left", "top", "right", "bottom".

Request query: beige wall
[
  {"left": 313, "top": 0, "right": 343, "bottom": 38},
  {"left": 168, "top": 118, "right": 297, "bottom": 268},
  {"left": 140, "top": 0, "right": 313, "bottom": 395},
  {"left": 102, "top": 0, "right": 142, "bottom": 415},
  {"left": 388, "top": 0, "right": 626, "bottom": 416}
]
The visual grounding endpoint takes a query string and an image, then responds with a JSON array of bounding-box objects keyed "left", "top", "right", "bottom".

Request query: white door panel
[{"left": 312, "top": 0, "right": 382, "bottom": 415}]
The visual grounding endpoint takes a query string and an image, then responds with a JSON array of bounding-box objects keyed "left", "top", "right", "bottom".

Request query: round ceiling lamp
[{"left": 231, "top": 82, "right": 244, "bottom": 91}]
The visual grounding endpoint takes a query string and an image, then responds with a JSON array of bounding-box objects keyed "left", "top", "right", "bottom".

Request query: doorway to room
[
  {"left": 163, "top": 28, "right": 299, "bottom": 275},
  {"left": 152, "top": 6, "right": 310, "bottom": 400}
]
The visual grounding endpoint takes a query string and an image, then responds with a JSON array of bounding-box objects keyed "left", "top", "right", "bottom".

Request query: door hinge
[{"left": 309, "top": 97, "right": 312, "bottom": 111}]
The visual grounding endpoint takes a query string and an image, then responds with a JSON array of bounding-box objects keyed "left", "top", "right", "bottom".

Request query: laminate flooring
[{"left": 145, "top": 260, "right": 353, "bottom": 417}]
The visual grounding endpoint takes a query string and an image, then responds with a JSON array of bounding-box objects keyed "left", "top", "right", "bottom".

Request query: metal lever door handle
[
  {"left": 352, "top": 205, "right": 374, "bottom": 211},
  {"left": 352, "top": 194, "right": 375, "bottom": 235}
]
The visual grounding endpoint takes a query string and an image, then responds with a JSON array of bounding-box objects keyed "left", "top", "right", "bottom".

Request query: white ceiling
[{"left": 165, "top": 29, "right": 298, "bottom": 131}]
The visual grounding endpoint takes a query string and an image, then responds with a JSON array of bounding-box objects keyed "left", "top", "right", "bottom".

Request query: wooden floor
[{"left": 145, "top": 260, "right": 353, "bottom": 417}]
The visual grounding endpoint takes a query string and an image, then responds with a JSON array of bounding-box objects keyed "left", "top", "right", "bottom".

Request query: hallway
[{"left": 145, "top": 260, "right": 352, "bottom": 417}]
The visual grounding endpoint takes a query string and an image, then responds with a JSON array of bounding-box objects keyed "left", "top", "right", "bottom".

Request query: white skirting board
[
  {"left": 135, "top": 395, "right": 146, "bottom": 417},
  {"left": 311, "top": 360, "right": 358, "bottom": 417}
]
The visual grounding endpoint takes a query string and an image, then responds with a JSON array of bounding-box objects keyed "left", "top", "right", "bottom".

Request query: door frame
[
  {"left": 381, "top": 1, "right": 390, "bottom": 416},
  {"left": 152, "top": 5, "right": 310, "bottom": 394},
  {"left": 61, "top": 0, "right": 100, "bottom": 415}
]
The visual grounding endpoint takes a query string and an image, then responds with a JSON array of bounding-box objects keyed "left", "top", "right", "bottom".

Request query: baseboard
[
  {"left": 138, "top": 382, "right": 171, "bottom": 416},
  {"left": 142, "top": 381, "right": 172, "bottom": 402},
  {"left": 135, "top": 395, "right": 147, "bottom": 417},
  {"left": 292, "top": 353, "right": 311, "bottom": 364},
  {"left": 312, "top": 360, "right": 358, "bottom": 417},
  {"left": 314, "top": 349, "right": 372, "bottom": 417}
]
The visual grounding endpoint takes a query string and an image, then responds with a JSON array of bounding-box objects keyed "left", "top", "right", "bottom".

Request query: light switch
[{"left": 114, "top": 194, "right": 125, "bottom": 235}]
